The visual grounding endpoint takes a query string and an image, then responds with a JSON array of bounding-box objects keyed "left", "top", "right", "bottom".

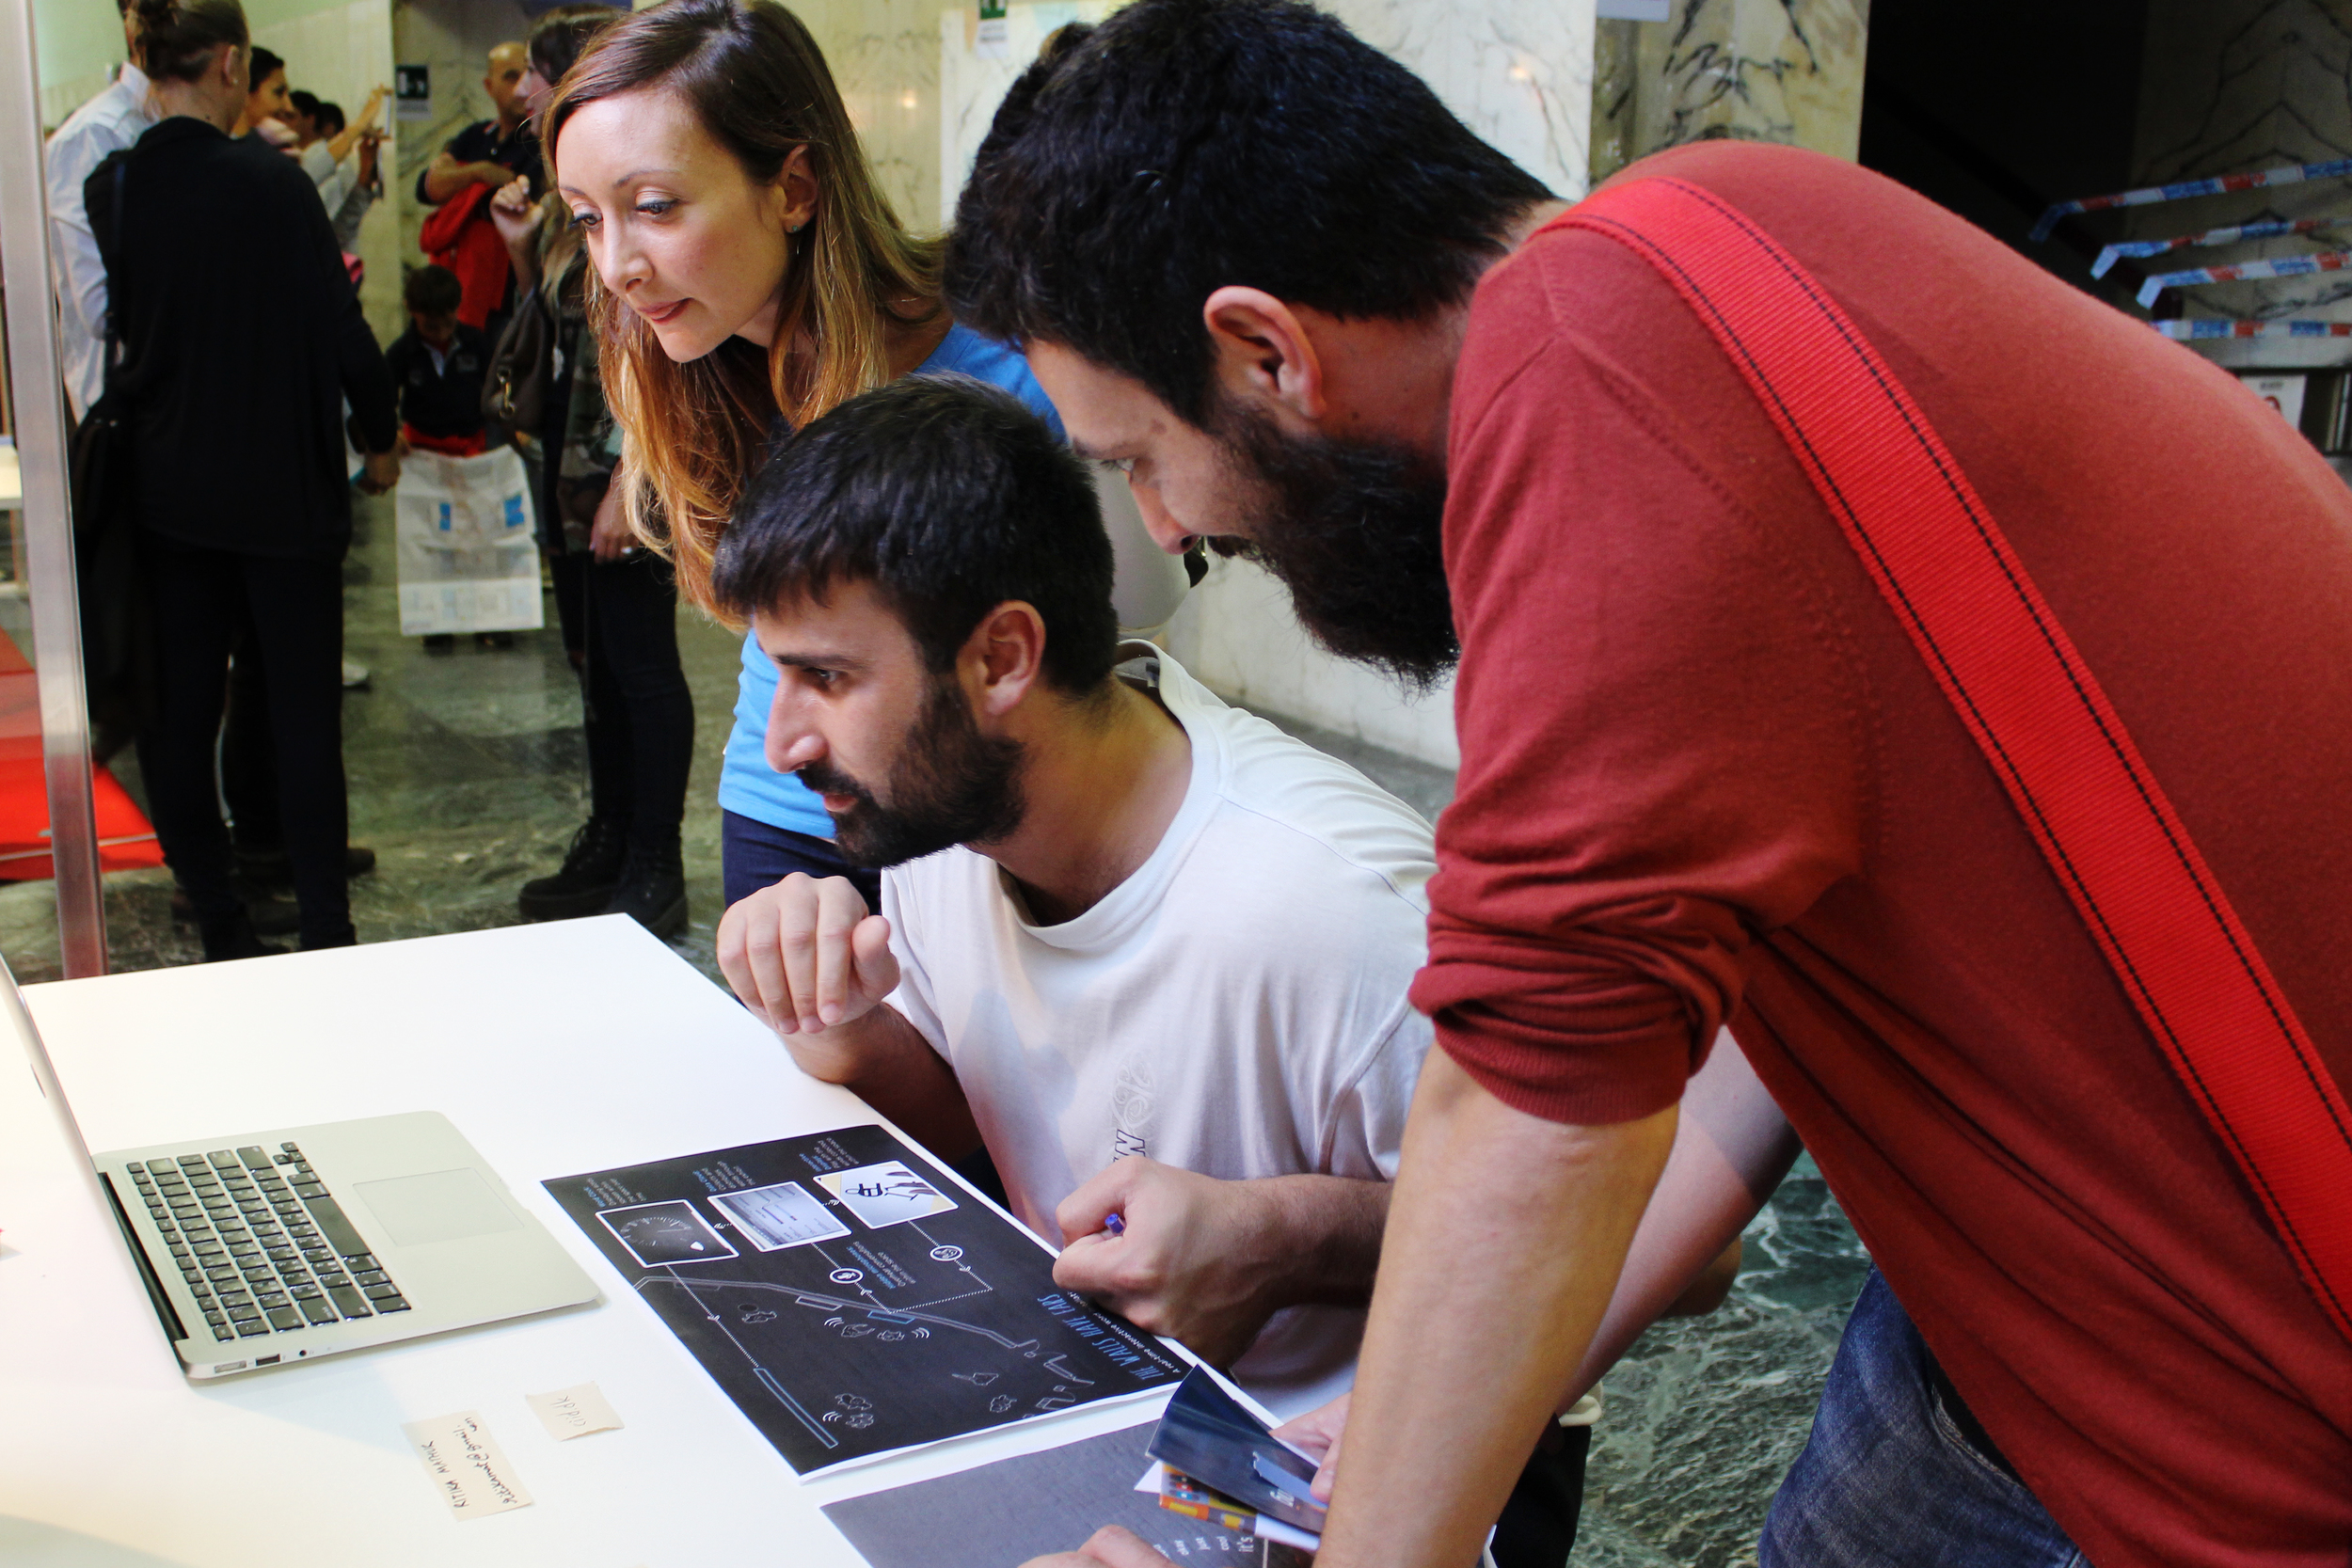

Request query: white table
[{"left": 0, "top": 917, "right": 1169, "bottom": 1566}]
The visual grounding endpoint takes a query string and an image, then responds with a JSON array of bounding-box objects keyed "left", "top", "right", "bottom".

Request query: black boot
[
  {"left": 236, "top": 842, "right": 376, "bottom": 887},
  {"left": 200, "top": 910, "right": 284, "bottom": 963},
  {"left": 518, "top": 816, "right": 628, "bottom": 921},
  {"left": 605, "top": 839, "right": 686, "bottom": 939},
  {"left": 172, "top": 885, "right": 301, "bottom": 936}
]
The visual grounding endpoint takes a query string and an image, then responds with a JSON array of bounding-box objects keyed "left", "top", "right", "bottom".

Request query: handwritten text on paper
[
  {"left": 402, "top": 1410, "right": 533, "bottom": 1520},
  {"left": 526, "top": 1382, "right": 625, "bottom": 1441}
]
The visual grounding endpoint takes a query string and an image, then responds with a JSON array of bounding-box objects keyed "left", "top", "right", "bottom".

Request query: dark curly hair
[{"left": 943, "top": 0, "right": 1550, "bottom": 426}]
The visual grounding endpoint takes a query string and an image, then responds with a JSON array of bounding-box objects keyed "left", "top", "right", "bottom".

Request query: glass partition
[{"left": 0, "top": 0, "right": 108, "bottom": 979}]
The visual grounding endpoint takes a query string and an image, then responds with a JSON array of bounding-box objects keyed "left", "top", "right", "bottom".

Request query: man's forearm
[
  {"left": 1247, "top": 1175, "right": 1390, "bottom": 1309},
  {"left": 1563, "top": 1031, "right": 1797, "bottom": 1402},
  {"left": 778, "top": 1005, "right": 981, "bottom": 1163},
  {"left": 1318, "top": 1051, "right": 1676, "bottom": 1568},
  {"left": 420, "top": 157, "right": 501, "bottom": 204},
  {"left": 420, "top": 158, "right": 466, "bottom": 204}
]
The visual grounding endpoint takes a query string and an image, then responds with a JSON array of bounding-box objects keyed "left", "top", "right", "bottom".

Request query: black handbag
[
  {"left": 71, "top": 157, "right": 151, "bottom": 747},
  {"left": 482, "top": 283, "right": 553, "bottom": 439}
]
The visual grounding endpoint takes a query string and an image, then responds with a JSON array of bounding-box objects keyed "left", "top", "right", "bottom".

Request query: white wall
[{"left": 260, "top": 0, "right": 403, "bottom": 341}]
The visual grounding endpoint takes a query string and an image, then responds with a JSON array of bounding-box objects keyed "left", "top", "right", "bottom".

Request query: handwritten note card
[
  {"left": 403, "top": 1410, "right": 533, "bottom": 1520},
  {"left": 526, "top": 1382, "right": 624, "bottom": 1441}
]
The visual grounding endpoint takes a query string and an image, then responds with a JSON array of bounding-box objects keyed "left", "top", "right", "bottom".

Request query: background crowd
[{"left": 42, "top": 0, "right": 702, "bottom": 958}]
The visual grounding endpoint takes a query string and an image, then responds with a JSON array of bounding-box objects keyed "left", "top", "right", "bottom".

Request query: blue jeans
[
  {"left": 720, "top": 810, "right": 882, "bottom": 914},
  {"left": 1761, "top": 1270, "right": 2086, "bottom": 1568}
]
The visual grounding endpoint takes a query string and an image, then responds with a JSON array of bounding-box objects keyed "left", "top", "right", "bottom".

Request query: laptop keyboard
[{"left": 128, "top": 1142, "right": 410, "bottom": 1343}]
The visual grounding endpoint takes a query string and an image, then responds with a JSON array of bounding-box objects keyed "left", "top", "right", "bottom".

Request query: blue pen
[{"left": 1103, "top": 1212, "right": 1125, "bottom": 1237}]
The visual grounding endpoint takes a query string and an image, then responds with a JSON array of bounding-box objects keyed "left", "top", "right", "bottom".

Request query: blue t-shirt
[{"left": 717, "top": 325, "right": 1065, "bottom": 836}]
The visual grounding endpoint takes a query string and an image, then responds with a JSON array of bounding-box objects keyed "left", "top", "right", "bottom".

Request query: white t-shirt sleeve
[
  {"left": 879, "top": 866, "right": 949, "bottom": 1061},
  {"left": 1319, "top": 999, "right": 1430, "bottom": 1182}
]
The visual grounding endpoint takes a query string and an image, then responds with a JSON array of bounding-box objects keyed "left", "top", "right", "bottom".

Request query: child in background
[
  {"left": 387, "top": 264, "right": 489, "bottom": 456},
  {"left": 386, "top": 263, "right": 506, "bottom": 649}
]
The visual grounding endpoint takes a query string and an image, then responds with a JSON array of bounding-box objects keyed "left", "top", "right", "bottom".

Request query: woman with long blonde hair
[{"left": 543, "top": 0, "right": 1075, "bottom": 915}]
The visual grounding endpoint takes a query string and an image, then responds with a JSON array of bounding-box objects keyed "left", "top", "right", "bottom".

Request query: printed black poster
[{"left": 545, "top": 1124, "right": 1185, "bottom": 1473}]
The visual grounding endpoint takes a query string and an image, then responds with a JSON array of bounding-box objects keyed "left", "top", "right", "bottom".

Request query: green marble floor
[{"left": 0, "top": 487, "right": 1871, "bottom": 1564}]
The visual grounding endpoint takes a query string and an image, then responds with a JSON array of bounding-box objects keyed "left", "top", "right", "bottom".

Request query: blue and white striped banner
[
  {"left": 2138, "top": 249, "right": 2352, "bottom": 309},
  {"left": 2033, "top": 157, "right": 2352, "bottom": 241},
  {"left": 2092, "top": 215, "right": 2352, "bottom": 278},
  {"left": 2152, "top": 318, "right": 2352, "bottom": 341}
]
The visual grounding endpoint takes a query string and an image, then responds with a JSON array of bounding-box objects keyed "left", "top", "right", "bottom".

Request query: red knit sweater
[{"left": 1414, "top": 140, "right": 2352, "bottom": 1563}]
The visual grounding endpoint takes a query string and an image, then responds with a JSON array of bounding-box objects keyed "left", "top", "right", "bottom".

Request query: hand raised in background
[{"left": 488, "top": 176, "right": 540, "bottom": 249}]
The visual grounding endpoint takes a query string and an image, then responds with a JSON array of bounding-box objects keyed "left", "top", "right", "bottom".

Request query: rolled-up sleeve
[{"left": 1411, "top": 232, "right": 1874, "bottom": 1126}]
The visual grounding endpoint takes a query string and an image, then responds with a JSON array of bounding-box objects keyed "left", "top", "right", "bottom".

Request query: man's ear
[
  {"left": 963, "top": 602, "right": 1047, "bottom": 721},
  {"left": 1200, "top": 286, "right": 1326, "bottom": 431}
]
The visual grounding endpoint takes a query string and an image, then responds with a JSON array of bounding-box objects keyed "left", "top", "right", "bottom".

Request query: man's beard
[
  {"left": 796, "top": 676, "right": 1026, "bottom": 869},
  {"left": 1210, "top": 404, "right": 1457, "bottom": 689}
]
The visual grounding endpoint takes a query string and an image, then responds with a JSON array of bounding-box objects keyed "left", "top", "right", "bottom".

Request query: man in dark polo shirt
[
  {"left": 944, "top": 3, "right": 2352, "bottom": 1565},
  {"left": 415, "top": 40, "right": 533, "bottom": 206}
]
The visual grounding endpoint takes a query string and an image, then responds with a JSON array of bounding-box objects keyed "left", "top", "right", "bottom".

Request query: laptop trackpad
[{"left": 355, "top": 1167, "right": 522, "bottom": 1246}]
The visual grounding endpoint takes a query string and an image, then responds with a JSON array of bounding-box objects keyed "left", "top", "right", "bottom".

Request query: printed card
[
  {"left": 596, "top": 1198, "right": 738, "bottom": 1267},
  {"left": 815, "top": 1160, "right": 960, "bottom": 1229},
  {"left": 710, "top": 1180, "right": 852, "bottom": 1251}
]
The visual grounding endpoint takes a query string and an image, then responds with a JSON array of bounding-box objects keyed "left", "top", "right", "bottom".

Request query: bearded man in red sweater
[{"left": 946, "top": 2, "right": 2352, "bottom": 1564}]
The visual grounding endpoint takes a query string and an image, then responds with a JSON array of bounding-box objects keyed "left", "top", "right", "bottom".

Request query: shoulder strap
[{"left": 1550, "top": 177, "right": 2352, "bottom": 1340}]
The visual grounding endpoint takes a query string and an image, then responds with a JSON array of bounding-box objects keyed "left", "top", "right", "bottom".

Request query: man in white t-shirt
[{"left": 709, "top": 373, "right": 1430, "bottom": 1420}]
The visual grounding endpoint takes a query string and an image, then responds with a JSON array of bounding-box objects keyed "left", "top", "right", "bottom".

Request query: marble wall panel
[
  {"left": 800, "top": 0, "right": 945, "bottom": 232},
  {"left": 1160, "top": 557, "right": 1462, "bottom": 769},
  {"left": 1327, "top": 0, "right": 1594, "bottom": 198},
  {"left": 1629, "top": 0, "right": 1868, "bottom": 163}
]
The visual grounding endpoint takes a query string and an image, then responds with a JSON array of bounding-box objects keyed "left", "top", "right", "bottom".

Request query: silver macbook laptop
[{"left": 7, "top": 955, "right": 598, "bottom": 1378}]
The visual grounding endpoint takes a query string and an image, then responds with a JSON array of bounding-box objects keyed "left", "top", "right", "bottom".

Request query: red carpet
[{"left": 0, "top": 626, "right": 164, "bottom": 881}]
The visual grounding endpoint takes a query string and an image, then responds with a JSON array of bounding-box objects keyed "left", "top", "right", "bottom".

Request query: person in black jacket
[{"left": 91, "top": 0, "right": 399, "bottom": 960}]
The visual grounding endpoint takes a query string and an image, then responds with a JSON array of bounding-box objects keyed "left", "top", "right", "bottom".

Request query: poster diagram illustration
[{"left": 546, "top": 1125, "right": 1185, "bottom": 1474}]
